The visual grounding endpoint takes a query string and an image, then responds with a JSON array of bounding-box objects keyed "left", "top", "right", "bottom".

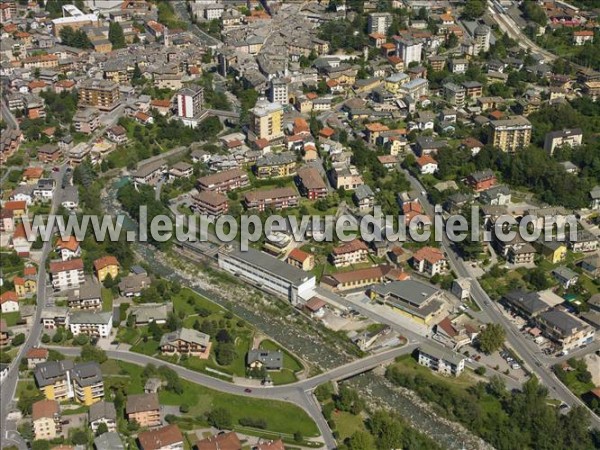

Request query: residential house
[
  {"left": 502, "top": 289, "right": 550, "bottom": 319},
  {"left": 55, "top": 236, "right": 81, "bottom": 261},
  {"left": 94, "top": 432, "right": 125, "bottom": 450},
  {"left": 466, "top": 170, "right": 496, "bottom": 192},
  {"left": 14, "top": 266, "right": 37, "bottom": 298},
  {"left": 68, "top": 311, "right": 113, "bottom": 338},
  {"left": 254, "top": 152, "right": 296, "bottom": 179},
  {"left": 579, "top": 254, "right": 600, "bottom": 278},
  {"left": 37, "top": 144, "right": 62, "bottom": 163},
  {"left": 49, "top": 258, "right": 85, "bottom": 291},
  {"left": 89, "top": 401, "right": 117, "bottom": 433},
  {"left": 32, "top": 399, "right": 61, "bottom": 440},
  {"left": 416, "top": 155, "right": 438, "bottom": 174},
  {"left": 247, "top": 350, "right": 283, "bottom": 371},
  {"left": 130, "top": 304, "right": 171, "bottom": 326},
  {"left": 286, "top": 248, "right": 315, "bottom": 271},
  {"left": 0, "top": 291, "right": 19, "bottom": 313},
  {"left": 106, "top": 125, "right": 128, "bottom": 145},
  {"left": 256, "top": 440, "right": 285, "bottom": 450},
  {"left": 0, "top": 320, "right": 9, "bottom": 347},
  {"left": 568, "top": 229, "right": 598, "bottom": 253},
  {"left": 197, "top": 168, "right": 250, "bottom": 193},
  {"left": 417, "top": 345, "right": 465, "bottom": 376},
  {"left": 41, "top": 307, "right": 69, "bottom": 330},
  {"left": 26, "top": 347, "right": 49, "bottom": 370},
  {"left": 329, "top": 166, "right": 364, "bottom": 190},
  {"left": 126, "top": 393, "right": 161, "bottom": 428},
  {"left": 296, "top": 166, "right": 327, "bottom": 200},
  {"left": 507, "top": 243, "right": 536, "bottom": 265},
  {"left": 573, "top": 30, "right": 594, "bottom": 45},
  {"left": 196, "top": 432, "right": 242, "bottom": 450},
  {"left": 12, "top": 223, "right": 31, "bottom": 257},
  {"left": 118, "top": 273, "right": 152, "bottom": 297},
  {"left": 536, "top": 240, "right": 567, "bottom": 264},
  {"left": 138, "top": 424, "right": 184, "bottom": 450},
  {"left": 479, "top": 185, "right": 510, "bottom": 206},
  {"left": 67, "top": 282, "right": 102, "bottom": 310},
  {"left": 159, "top": 328, "right": 211, "bottom": 359},
  {"left": 132, "top": 160, "right": 166, "bottom": 186},
  {"left": 192, "top": 190, "right": 229, "bottom": 218},
  {"left": 353, "top": 184, "right": 375, "bottom": 211},
  {"left": 544, "top": 128, "right": 583, "bottom": 155},
  {"left": 552, "top": 266, "right": 579, "bottom": 289},
  {"left": 329, "top": 239, "right": 369, "bottom": 268},
  {"left": 244, "top": 187, "right": 299, "bottom": 211},
  {"left": 302, "top": 297, "right": 327, "bottom": 318},
  {"left": 412, "top": 247, "right": 448, "bottom": 276},
  {"left": 590, "top": 186, "right": 600, "bottom": 210},
  {"left": 536, "top": 309, "right": 595, "bottom": 351},
  {"left": 93, "top": 256, "right": 119, "bottom": 282}
]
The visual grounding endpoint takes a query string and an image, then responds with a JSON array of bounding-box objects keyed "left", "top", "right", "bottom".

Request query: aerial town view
[{"left": 1, "top": 0, "right": 600, "bottom": 449}]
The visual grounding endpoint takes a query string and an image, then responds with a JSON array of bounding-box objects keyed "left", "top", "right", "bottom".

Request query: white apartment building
[
  {"left": 68, "top": 311, "right": 113, "bottom": 338},
  {"left": 368, "top": 12, "right": 392, "bottom": 34},
  {"left": 49, "top": 259, "right": 85, "bottom": 291},
  {"left": 418, "top": 345, "right": 465, "bottom": 376}
]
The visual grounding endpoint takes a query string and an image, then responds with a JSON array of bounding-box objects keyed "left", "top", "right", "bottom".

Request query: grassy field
[
  {"left": 391, "top": 354, "right": 477, "bottom": 390},
  {"left": 331, "top": 410, "right": 367, "bottom": 442},
  {"left": 104, "top": 361, "right": 320, "bottom": 437},
  {"left": 101, "top": 288, "right": 113, "bottom": 312},
  {"left": 2, "top": 311, "right": 21, "bottom": 326}
]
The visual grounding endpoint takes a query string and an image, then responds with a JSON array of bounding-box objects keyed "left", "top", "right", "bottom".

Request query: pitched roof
[
  {"left": 93, "top": 255, "right": 119, "bottom": 271},
  {"left": 32, "top": 399, "right": 59, "bottom": 421},
  {"left": 49, "top": 258, "right": 84, "bottom": 273},
  {"left": 257, "top": 440, "right": 285, "bottom": 450},
  {"left": 138, "top": 425, "right": 183, "bottom": 450},
  {"left": 331, "top": 239, "right": 368, "bottom": 255},
  {"left": 0, "top": 291, "right": 18, "bottom": 304},
  {"left": 288, "top": 248, "right": 312, "bottom": 264},
  {"left": 413, "top": 247, "right": 445, "bottom": 264},
  {"left": 126, "top": 393, "right": 160, "bottom": 414},
  {"left": 55, "top": 235, "right": 81, "bottom": 252},
  {"left": 26, "top": 347, "right": 49, "bottom": 359},
  {"left": 196, "top": 432, "right": 242, "bottom": 450}
]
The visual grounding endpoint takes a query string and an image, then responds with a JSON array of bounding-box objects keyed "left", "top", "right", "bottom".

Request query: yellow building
[
  {"left": 14, "top": 276, "right": 36, "bottom": 298},
  {"left": 249, "top": 99, "right": 284, "bottom": 142},
  {"left": 35, "top": 361, "right": 105, "bottom": 406},
  {"left": 93, "top": 256, "right": 119, "bottom": 282},
  {"left": 536, "top": 241, "right": 567, "bottom": 264},
  {"left": 254, "top": 152, "right": 296, "bottom": 179},
  {"left": 490, "top": 116, "right": 532, "bottom": 153},
  {"left": 385, "top": 72, "right": 410, "bottom": 93},
  {"left": 32, "top": 400, "right": 61, "bottom": 440}
]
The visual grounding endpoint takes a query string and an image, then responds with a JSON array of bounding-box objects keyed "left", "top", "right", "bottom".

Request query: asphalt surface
[
  {"left": 0, "top": 164, "right": 68, "bottom": 449},
  {"left": 399, "top": 167, "right": 600, "bottom": 429},
  {"left": 51, "top": 344, "right": 416, "bottom": 450}
]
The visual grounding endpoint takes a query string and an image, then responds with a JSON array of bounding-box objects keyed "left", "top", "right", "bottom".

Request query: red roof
[
  {"left": 437, "top": 316, "right": 458, "bottom": 337},
  {"left": 32, "top": 399, "right": 59, "bottom": 421},
  {"left": 13, "top": 223, "right": 27, "bottom": 239},
  {"left": 413, "top": 246, "right": 445, "bottom": 264},
  {"left": 416, "top": 155, "right": 437, "bottom": 167},
  {"left": 26, "top": 347, "right": 49, "bottom": 359},
  {"left": 55, "top": 236, "right": 80, "bottom": 252},
  {"left": 0, "top": 291, "right": 19, "bottom": 305},
  {"left": 93, "top": 255, "right": 119, "bottom": 271},
  {"left": 257, "top": 440, "right": 285, "bottom": 450},
  {"left": 319, "top": 127, "right": 335, "bottom": 138},
  {"left": 138, "top": 425, "right": 183, "bottom": 450},
  {"left": 288, "top": 248, "right": 311, "bottom": 263},
  {"left": 3, "top": 200, "right": 27, "bottom": 211},
  {"left": 49, "top": 258, "right": 84, "bottom": 273},
  {"left": 304, "top": 297, "right": 326, "bottom": 312},
  {"left": 332, "top": 239, "right": 368, "bottom": 255},
  {"left": 197, "top": 432, "right": 242, "bottom": 450},
  {"left": 23, "top": 167, "right": 44, "bottom": 179},
  {"left": 150, "top": 99, "right": 171, "bottom": 108},
  {"left": 24, "top": 266, "right": 37, "bottom": 276},
  {"left": 574, "top": 30, "right": 594, "bottom": 36}
]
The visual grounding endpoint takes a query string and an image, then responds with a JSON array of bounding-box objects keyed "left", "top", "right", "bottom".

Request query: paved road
[
  {"left": 398, "top": 167, "right": 600, "bottom": 428},
  {"left": 52, "top": 344, "right": 416, "bottom": 449},
  {"left": 173, "top": 1, "right": 222, "bottom": 48},
  {"left": 1, "top": 98, "right": 19, "bottom": 130},
  {"left": 0, "top": 165, "right": 68, "bottom": 449}
]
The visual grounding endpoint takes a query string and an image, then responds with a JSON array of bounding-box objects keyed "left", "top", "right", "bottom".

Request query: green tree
[
  {"left": 79, "top": 345, "right": 108, "bottom": 364},
  {"left": 108, "top": 22, "right": 126, "bottom": 49},
  {"left": 95, "top": 422, "right": 108, "bottom": 436},
  {"left": 207, "top": 407, "right": 232, "bottom": 429},
  {"left": 461, "top": 0, "right": 486, "bottom": 20},
  {"left": 478, "top": 323, "right": 506, "bottom": 353},
  {"left": 71, "top": 429, "right": 88, "bottom": 445},
  {"left": 347, "top": 430, "right": 375, "bottom": 450},
  {"left": 11, "top": 333, "right": 25, "bottom": 346},
  {"left": 215, "top": 342, "right": 236, "bottom": 366}
]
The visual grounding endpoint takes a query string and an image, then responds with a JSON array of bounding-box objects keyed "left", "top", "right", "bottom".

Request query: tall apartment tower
[
  {"left": 177, "top": 87, "right": 204, "bottom": 119},
  {"left": 268, "top": 78, "right": 288, "bottom": 105},
  {"left": 474, "top": 24, "right": 491, "bottom": 55},
  {"left": 368, "top": 12, "right": 392, "bottom": 34},
  {"left": 490, "top": 116, "right": 532, "bottom": 153}
]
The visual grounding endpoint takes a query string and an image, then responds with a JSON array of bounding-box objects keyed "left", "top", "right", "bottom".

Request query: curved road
[{"left": 51, "top": 344, "right": 417, "bottom": 449}]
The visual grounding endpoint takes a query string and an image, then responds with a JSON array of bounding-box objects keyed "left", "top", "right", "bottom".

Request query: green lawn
[
  {"left": 391, "top": 354, "right": 477, "bottom": 390},
  {"left": 101, "top": 288, "right": 113, "bottom": 312},
  {"left": 331, "top": 410, "right": 367, "bottom": 441},
  {"left": 580, "top": 275, "right": 599, "bottom": 295},
  {"left": 258, "top": 339, "right": 304, "bottom": 385},
  {"left": 2, "top": 311, "right": 21, "bottom": 326},
  {"left": 107, "top": 361, "right": 319, "bottom": 437}
]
